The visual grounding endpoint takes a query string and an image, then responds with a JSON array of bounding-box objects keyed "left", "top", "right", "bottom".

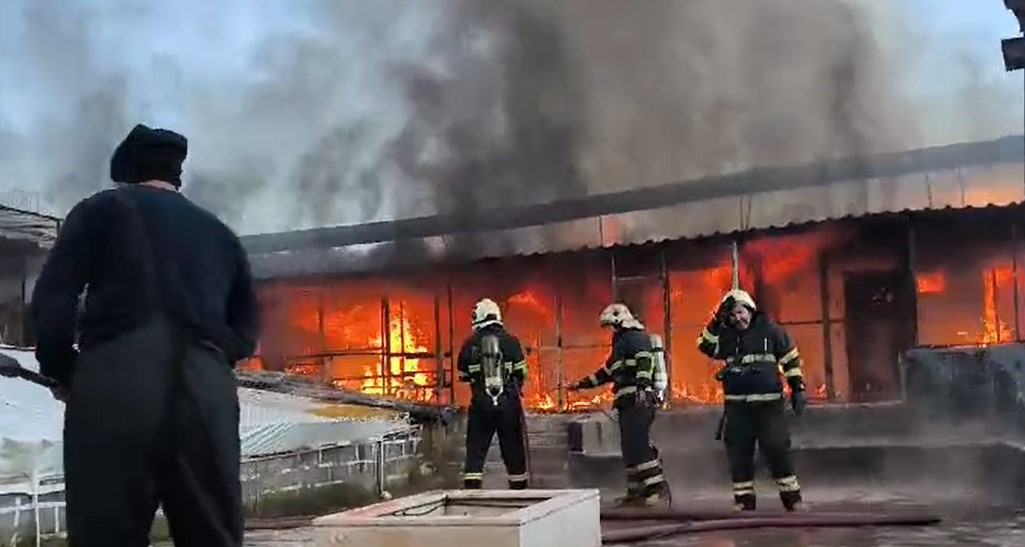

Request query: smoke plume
[{"left": 0, "top": 0, "right": 1021, "bottom": 235}]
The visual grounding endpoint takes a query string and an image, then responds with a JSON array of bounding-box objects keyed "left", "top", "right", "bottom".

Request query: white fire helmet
[
  {"left": 472, "top": 298, "right": 503, "bottom": 331},
  {"left": 599, "top": 303, "right": 644, "bottom": 330},
  {"left": 721, "top": 289, "right": 757, "bottom": 310}
]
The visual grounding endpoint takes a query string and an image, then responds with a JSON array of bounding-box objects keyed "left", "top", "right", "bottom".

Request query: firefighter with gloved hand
[
  {"left": 698, "top": 289, "right": 806, "bottom": 512},
  {"left": 457, "top": 298, "right": 530, "bottom": 490},
  {"left": 567, "top": 303, "right": 671, "bottom": 508}
]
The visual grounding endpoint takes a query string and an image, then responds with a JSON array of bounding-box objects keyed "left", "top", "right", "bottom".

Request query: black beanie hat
[{"left": 109, "top": 124, "right": 188, "bottom": 186}]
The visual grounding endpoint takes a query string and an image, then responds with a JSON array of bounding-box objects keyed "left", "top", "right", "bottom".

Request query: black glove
[
  {"left": 715, "top": 296, "right": 736, "bottom": 327},
  {"left": 790, "top": 389, "right": 807, "bottom": 417}
]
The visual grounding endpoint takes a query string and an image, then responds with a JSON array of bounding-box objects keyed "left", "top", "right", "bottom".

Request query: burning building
[
  {"left": 241, "top": 135, "right": 1025, "bottom": 411},
  {"left": 0, "top": 199, "right": 58, "bottom": 346}
]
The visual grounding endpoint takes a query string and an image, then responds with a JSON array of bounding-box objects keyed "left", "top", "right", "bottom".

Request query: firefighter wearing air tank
[
  {"left": 697, "top": 289, "right": 807, "bottom": 512},
  {"left": 568, "top": 304, "right": 671, "bottom": 507},
  {"left": 457, "top": 298, "right": 530, "bottom": 490}
]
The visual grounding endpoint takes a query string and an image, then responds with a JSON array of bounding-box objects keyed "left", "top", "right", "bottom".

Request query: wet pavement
[
  {"left": 235, "top": 514, "right": 1025, "bottom": 546},
  {"left": 231, "top": 487, "right": 1025, "bottom": 546},
  {"left": 623, "top": 514, "right": 1025, "bottom": 547}
]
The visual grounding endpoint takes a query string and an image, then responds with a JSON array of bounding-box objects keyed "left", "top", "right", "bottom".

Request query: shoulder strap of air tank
[
  {"left": 111, "top": 189, "right": 160, "bottom": 315},
  {"left": 111, "top": 189, "right": 189, "bottom": 361}
]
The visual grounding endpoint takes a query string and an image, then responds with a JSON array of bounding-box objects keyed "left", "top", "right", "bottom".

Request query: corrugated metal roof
[
  {"left": 0, "top": 346, "right": 415, "bottom": 493},
  {"left": 0, "top": 205, "right": 60, "bottom": 255},
  {"left": 241, "top": 135, "right": 1024, "bottom": 255},
  {"left": 248, "top": 158, "right": 1025, "bottom": 280}
]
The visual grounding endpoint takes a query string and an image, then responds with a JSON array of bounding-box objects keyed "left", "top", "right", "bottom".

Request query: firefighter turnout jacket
[
  {"left": 457, "top": 324, "right": 528, "bottom": 400},
  {"left": 697, "top": 312, "right": 805, "bottom": 401},
  {"left": 577, "top": 327, "right": 655, "bottom": 406}
]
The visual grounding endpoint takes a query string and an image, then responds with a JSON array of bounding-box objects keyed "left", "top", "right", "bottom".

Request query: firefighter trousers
[
  {"left": 463, "top": 394, "right": 529, "bottom": 489},
  {"left": 63, "top": 320, "right": 243, "bottom": 547},
  {"left": 617, "top": 396, "right": 667, "bottom": 502},
  {"left": 723, "top": 399, "right": 802, "bottom": 510}
]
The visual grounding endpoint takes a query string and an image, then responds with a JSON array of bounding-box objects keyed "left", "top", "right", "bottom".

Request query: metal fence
[{"left": 0, "top": 427, "right": 423, "bottom": 545}]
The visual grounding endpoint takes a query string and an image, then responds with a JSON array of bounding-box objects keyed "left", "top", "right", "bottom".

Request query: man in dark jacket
[
  {"left": 697, "top": 289, "right": 806, "bottom": 512},
  {"left": 31, "top": 124, "right": 259, "bottom": 546},
  {"left": 457, "top": 298, "right": 531, "bottom": 489},
  {"left": 568, "top": 303, "right": 670, "bottom": 508}
]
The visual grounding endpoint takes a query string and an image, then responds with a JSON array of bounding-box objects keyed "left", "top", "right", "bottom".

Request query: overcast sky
[{"left": 0, "top": 1, "right": 1022, "bottom": 225}]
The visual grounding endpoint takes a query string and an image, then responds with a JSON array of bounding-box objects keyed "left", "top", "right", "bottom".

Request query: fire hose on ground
[{"left": 598, "top": 507, "right": 942, "bottom": 544}]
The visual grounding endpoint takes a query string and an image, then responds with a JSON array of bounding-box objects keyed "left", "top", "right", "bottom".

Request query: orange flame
[
  {"left": 354, "top": 313, "right": 434, "bottom": 402},
  {"left": 915, "top": 272, "right": 945, "bottom": 294},
  {"left": 255, "top": 222, "right": 1020, "bottom": 409},
  {"left": 980, "top": 266, "right": 1014, "bottom": 346}
]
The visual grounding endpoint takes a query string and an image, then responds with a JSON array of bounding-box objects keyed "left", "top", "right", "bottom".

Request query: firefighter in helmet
[
  {"left": 457, "top": 298, "right": 530, "bottom": 489},
  {"left": 698, "top": 289, "right": 807, "bottom": 512},
  {"left": 567, "top": 303, "right": 670, "bottom": 507}
]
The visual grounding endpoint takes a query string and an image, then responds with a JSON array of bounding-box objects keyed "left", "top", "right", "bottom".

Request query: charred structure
[
  {"left": 0, "top": 201, "right": 58, "bottom": 346},
  {"left": 240, "top": 136, "right": 1025, "bottom": 412}
]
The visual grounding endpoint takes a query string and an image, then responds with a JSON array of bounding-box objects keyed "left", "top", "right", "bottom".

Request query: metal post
[
  {"left": 433, "top": 290, "right": 443, "bottom": 403},
  {"left": 610, "top": 249, "right": 619, "bottom": 300},
  {"left": 382, "top": 298, "right": 391, "bottom": 396},
  {"left": 555, "top": 290, "right": 565, "bottom": 410},
  {"left": 1012, "top": 222, "right": 1022, "bottom": 341},
  {"left": 659, "top": 245, "right": 673, "bottom": 406},
  {"left": 317, "top": 288, "right": 327, "bottom": 382},
  {"left": 730, "top": 240, "right": 740, "bottom": 290},
  {"left": 447, "top": 279, "right": 456, "bottom": 403},
  {"left": 398, "top": 300, "right": 407, "bottom": 386},
  {"left": 906, "top": 218, "right": 920, "bottom": 346},
  {"left": 19, "top": 258, "right": 27, "bottom": 348},
  {"left": 819, "top": 254, "right": 836, "bottom": 401},
  {"left": 375, "top": 439, "right": 386, "bottom": 496},
  {"left": 989, "top": 269, "right": 1002, "bottom": 342}
]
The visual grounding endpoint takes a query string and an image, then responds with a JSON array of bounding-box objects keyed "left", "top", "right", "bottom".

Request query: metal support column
[
  {"left": 447, "top": 280, "right": 456, "bottom": 403},
  {"left": 433, "top": 291, "right": 444, "bottom": 402},
  {"left": 555, "top": 290, "right": 565, "bottom": 410},
  {"left": 905, "top": 218, "right": 920, "bottom": 346},
  {"left": 659, "top": 246, "right": 672, "bottom": 406},
  {"left": 317, "top": 289, "right": 327, "bottom": 382},
  {"left": 819, "top": 254, "right": 836, "bottom": 401},
  {"left": 1012, "top": 222, "right": 1022, "bottom": 341},
  {"left": 730, "top": 239, "right": 740, "bottom": 290},
  {"left": 381, "top": 298, "right": 391, "bottom": 396}
]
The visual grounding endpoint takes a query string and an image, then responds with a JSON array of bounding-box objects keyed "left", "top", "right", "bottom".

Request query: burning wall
[{"left": 247, "top": 206, "right": 1025, "bottom": 411}]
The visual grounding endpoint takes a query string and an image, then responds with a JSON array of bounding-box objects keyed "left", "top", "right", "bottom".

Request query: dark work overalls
[
  {"left": 457, "top": 324, "right": 530, "bottom": 489},
  {"left": 697, "top": 312, "right": 805, "bottom": 511},
  {"left": 63, "top": 192, "right": 243, "bottom": 546},
  {"left": 577, "top": 328, "right": 668, "bottom": 505}
]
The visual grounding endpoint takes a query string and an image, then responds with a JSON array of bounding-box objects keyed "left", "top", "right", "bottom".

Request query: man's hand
[
  {"left": 790, "top": 390, "right": 807, "bottom": 417},
  {"left": 564, "top": 381, "right": 582, "bottom": 392},
  {"left": 50, "top": 386, "right": 70, "bottom": 403},
  {"left": 715, "top": 296, "right": 736, "bottom": 326}
]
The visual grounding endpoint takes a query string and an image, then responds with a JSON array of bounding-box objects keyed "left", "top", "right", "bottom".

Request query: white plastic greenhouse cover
[{"left": 0, "top": 346, "right": 413, "bottom": 495}]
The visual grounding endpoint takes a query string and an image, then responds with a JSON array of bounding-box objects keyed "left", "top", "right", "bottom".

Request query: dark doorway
[{"left": 843, "top": 270, "right": 916, "bottom": 402}]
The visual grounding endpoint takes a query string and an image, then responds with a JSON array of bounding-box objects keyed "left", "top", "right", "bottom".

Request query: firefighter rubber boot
[
  {"left": 640, "top": 482, "right": 672, "bottom": 508},
  {"left": 732, "top": 494, "right": 756, "bottom": 512},
  {"left": 781, "top": 490, "right": 803, "bottom": 512},
  {"left": 613, "top": 491, "right": 643, "bottom": 508},
  {"left": 614, "top": 477, "right": 642, "bottom": 507}
]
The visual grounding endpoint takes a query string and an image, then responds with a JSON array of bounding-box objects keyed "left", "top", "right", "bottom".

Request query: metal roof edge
[{"left": 241, "top": 135, "right": 1025, "bottom": 255}]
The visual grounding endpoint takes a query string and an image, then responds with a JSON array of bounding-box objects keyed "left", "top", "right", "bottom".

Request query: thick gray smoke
[{"left": 0, "top": 0, "right": 1021, "bottom": 234}]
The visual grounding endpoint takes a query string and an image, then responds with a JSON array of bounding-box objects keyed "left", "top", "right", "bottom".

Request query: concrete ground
[{"left": 218, "top": 485, "right": 1025, "bottom": 547}]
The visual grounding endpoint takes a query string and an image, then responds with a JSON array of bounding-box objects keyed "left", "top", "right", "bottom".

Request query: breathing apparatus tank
[
  {"left": 650, "top": 334, "right": 668, "bottom": 400},
  {"left": 479, "top": 334, "right": 505, "bottom": 405}
]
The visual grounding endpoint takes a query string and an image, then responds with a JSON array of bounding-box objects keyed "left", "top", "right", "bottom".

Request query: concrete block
[
  {"left": 313, "top": 489, "right": 601, "bottom": 547},
  {"left": 568, "top": 415, "right": 620, "bottom": 454}
]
